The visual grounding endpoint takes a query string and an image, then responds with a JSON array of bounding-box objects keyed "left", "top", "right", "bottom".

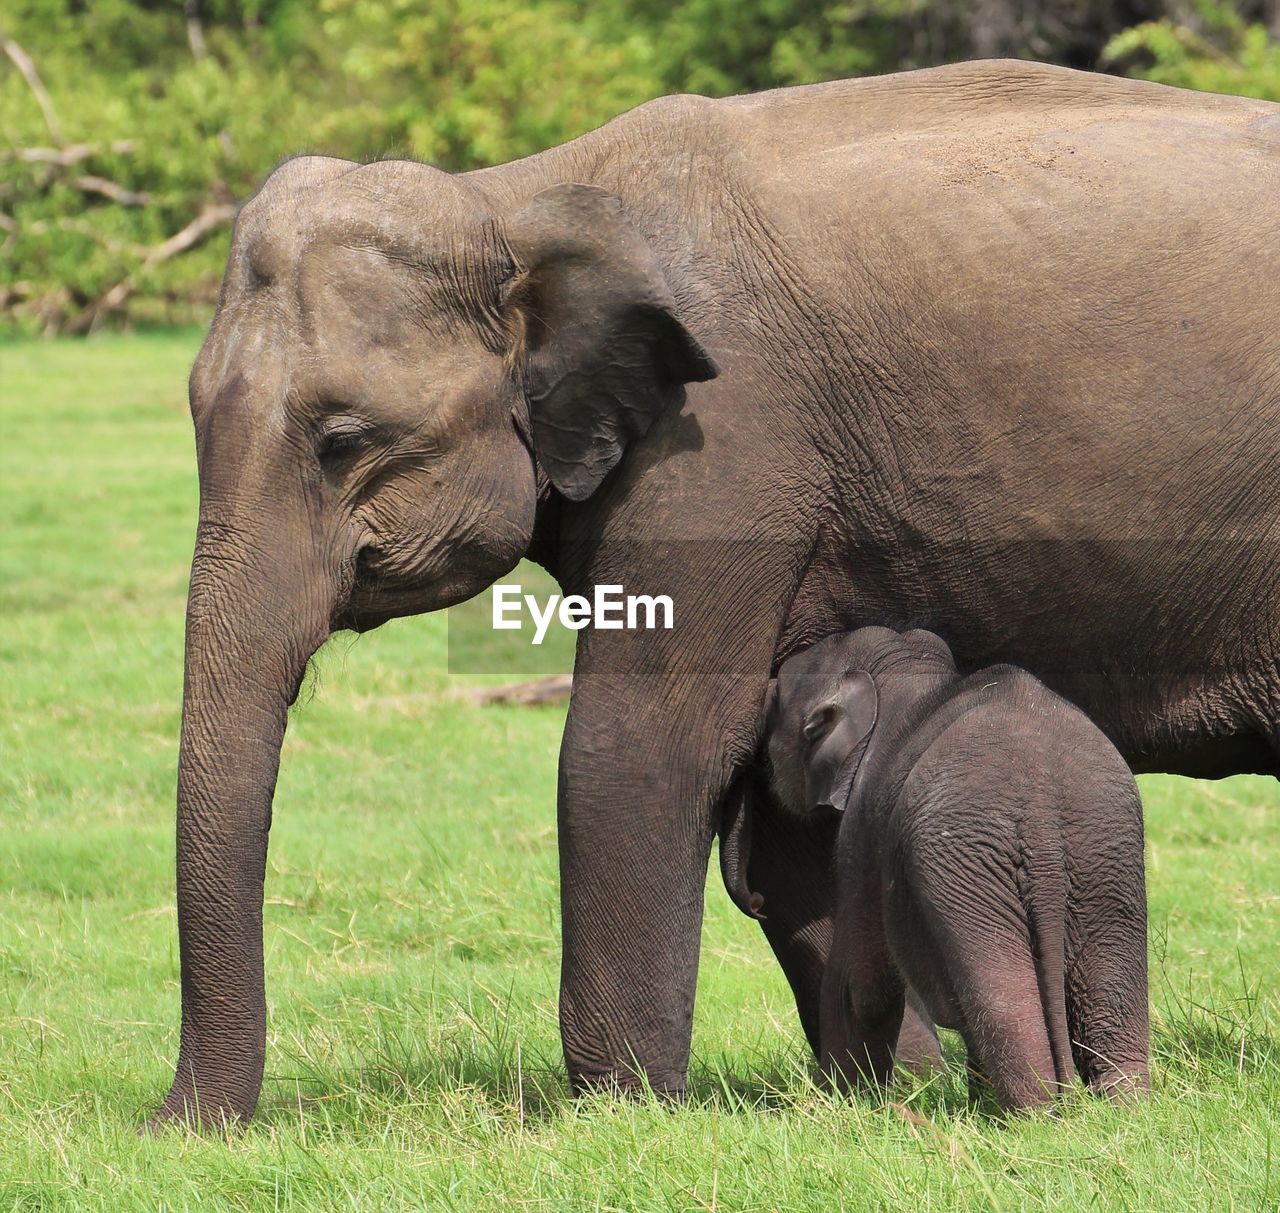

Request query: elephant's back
[
  {"left": 474, "top": 61, "right": 1279, "bottom": 218},
  {"left": 717, "top": 59, "right": 1278, "bottom": 159},
  {"left": 897, "top": 669, "right": 1133, "bottom": 818},
  {"left": 707, "top": 59, "right": 1278, "bottom": 267}
]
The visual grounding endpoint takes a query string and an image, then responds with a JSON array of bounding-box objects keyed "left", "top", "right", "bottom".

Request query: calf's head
[
  {"left": 767, "top": 636, "right": 881, "bottom": 816},
  {"left": 719, "top": 628, "right": 958, "bottom": 919}
]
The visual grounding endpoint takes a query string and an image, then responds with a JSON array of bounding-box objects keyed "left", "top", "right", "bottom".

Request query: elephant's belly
[
  {"left": 1127, "top": 729, "right": 1279, "bottom": 780},
  {"left": 778, "top": 548, "right": 1280, "bottom": 782}
]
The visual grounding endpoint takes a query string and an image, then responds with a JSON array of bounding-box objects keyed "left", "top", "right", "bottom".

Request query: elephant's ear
[
  {"left": 822, "top": 671, "right": 879, "bottom": 814},
  {"left": 719, "top": 778, "right": 765, "bottom": 920},
  {"left": 504, "top": 183, "right": 718, "bottom": 502}
]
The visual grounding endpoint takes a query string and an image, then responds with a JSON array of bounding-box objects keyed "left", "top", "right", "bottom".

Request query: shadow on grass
[
  {"left": 257, "top": 1040, "right": 826, "bottom": 1129},
  {"left": 257, "top": 994, "right": 569, "bottom": 1128},
  {"left": 250, "top": 954, "right": 1279, "bottom": 1134},
  {"left": 253, "top": 990, "right": 976, "bottom": 1132}
]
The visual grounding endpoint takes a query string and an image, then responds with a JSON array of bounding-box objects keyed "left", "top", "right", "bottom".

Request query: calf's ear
[
  {"left": 504, "top": 183, "right": 717, "bottom": 502},
  {"left": 822, "top": 671, "right": 879, "bottom": 814}
]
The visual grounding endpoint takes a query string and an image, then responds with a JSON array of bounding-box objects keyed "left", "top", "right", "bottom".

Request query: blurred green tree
[
  {"left": 1104, "top": 0, "right": 1280, "bottom": 98},
  {"left": 315, "top": 0, "right": 662, "bottom": 168}
]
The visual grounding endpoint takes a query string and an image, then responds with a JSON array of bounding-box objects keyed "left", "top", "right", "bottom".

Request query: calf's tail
[{"left": 1022, "top": 829, "right": 1075, "bottom": 1093}]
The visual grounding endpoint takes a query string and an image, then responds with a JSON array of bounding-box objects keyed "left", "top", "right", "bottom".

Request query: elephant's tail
[{"left": 1023, "top": 826, "right": 1075, "bottom": 1094}]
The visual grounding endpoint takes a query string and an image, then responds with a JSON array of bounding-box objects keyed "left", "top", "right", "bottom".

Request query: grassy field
[{"left": 1, "top": 332, "right": 1277, "bottom": 1211}]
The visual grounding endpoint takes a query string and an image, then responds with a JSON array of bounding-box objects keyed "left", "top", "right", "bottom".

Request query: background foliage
[{"left": 1, "top": 0, "right": 1278, "bottom": 334}]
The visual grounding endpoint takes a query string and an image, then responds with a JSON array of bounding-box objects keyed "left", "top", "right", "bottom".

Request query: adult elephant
[{"left": 156, "top": 59, "right": 1280, "bottom": 1126}]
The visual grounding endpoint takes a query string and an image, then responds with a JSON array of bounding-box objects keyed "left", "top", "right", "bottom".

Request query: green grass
[{"left": 1, "top": 332, "right": 1277, "bottom": 1211}]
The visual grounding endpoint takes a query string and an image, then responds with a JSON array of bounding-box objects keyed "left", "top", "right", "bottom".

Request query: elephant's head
[
  {"left": 767, "top": 628, "right": 963, "bottom": 815},
  {"left": 190, "top": 157, "right": 717, "bottom": 633},
  {"left": 161, "top": 156, "right": 715, "bottom": 1125}
]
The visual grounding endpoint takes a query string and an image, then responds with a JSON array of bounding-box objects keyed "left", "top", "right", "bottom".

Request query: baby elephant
[{"left": 767, "top": 626, "right": 1149, "bottom": 1110}]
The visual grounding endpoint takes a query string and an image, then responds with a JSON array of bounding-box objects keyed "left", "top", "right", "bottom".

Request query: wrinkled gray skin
[
  {"left": 757, "top": 627, "right": 1150, "bottom": 1110},
  {"left": 161, "top": 60, "right": 1278, "bottom": 1126}
]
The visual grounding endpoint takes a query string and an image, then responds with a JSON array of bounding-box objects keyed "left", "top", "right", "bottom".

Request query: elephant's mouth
[
  {"left": 332, "top": 600, "right": 395, "bottom": 634},
  {"left": 332, "top": 557, "right": 424, "bottom": 632},
  {"left": 333, "top": 546, "right": 496, "bottom": 633},
  {"left": 335, "top": 583, "right": 454, "bottom": 632}
]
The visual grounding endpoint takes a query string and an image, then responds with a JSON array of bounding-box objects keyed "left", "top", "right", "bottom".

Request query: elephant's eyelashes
[{"left": 316, "top": 421, "right": 371, "bottom": 465}]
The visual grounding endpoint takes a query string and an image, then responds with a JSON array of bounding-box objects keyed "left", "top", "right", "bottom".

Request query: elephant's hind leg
[
  {"left": 1064, "top": 839, "right": 1150, "bottom": 1095},
  {"left": 914, "top": 880, "right": 1066, "bottom": 1110},
  {"left": 1063, "top": 917, "right": 1150, "bottom": 1100},
  {"left": 952, "top": 939, "right": 1066, "bottom": 1110}
]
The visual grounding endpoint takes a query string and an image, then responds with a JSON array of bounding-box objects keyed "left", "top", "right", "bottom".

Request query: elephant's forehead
[
  {"left": 779, "top": 628, "right": 903, "bottom": 701},
  {"left": 778, "top": 644, "right": 842, "bottom": 704},
  {"left": 233, "top": 220, "right": 298, "bottom": 285},
  {"left": 246, "top": 159, "right": 478, "bottom": 237},
  {"left": 233, "top": 172, "right": 486, "bottom": 288}
]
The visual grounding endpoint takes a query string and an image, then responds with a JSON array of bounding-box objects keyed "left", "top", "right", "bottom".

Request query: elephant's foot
[
  {"left": 143, "top": 1100, "right": 247, "bottom": 1136},
  {"left": 568, "top": 1067, "right": 687, "bottom": 1101},
  {"left": 1089, "top": 1063, "right": 1151, "bottom": 1104}
]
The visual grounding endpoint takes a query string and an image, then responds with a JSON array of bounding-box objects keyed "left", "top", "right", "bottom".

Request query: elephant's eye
[
  {"left": 316, "top": 421, "right": 369, "bottom": 465},
  {"left": 803, "top": 704, "right": 839, "bottom": 746}
]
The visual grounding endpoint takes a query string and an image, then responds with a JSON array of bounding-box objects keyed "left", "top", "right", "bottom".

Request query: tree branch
[
  {"left": 26, "top": 216, "right": 147, "bottom": 257},
  {"left": 5, "top": 141, "right": 135, "bottom": 166},
  {"left": 464, "top": 674, "right": 574, "bottom": 706},
  {"left": 64, "top": 203, "right": 238, "bottom": 335},
  {"left": 185, "top": 0, "right": 208, "bottom": 61},
  {"left": 142, "top": 203, "right": 237, "bottom": 268},
  {"left": 3, "top": 38, "right": 63, "bottom": 145},
  {"left": 71, "top": 175, "right": 152, "bottom": 207}
]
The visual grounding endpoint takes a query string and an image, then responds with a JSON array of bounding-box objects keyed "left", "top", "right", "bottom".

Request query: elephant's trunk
[{"left": 154, "top": 493, "right": 337, "bottom": 1127}]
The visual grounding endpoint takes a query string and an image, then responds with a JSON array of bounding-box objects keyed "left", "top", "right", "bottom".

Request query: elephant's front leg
[
  {"left": 550, "top": 498, "right": 806, "bottom": 1092},
  {"left": 556, "top": 687, "right": 732, "bottom": 1095},
  {"left": 819, "top": 837, "right": 907, "bottom": 1091}
]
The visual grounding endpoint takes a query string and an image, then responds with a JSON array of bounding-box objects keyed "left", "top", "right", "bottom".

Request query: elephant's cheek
[{"left": 348, "top": 461, "right": 535, "bottom": 616}]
